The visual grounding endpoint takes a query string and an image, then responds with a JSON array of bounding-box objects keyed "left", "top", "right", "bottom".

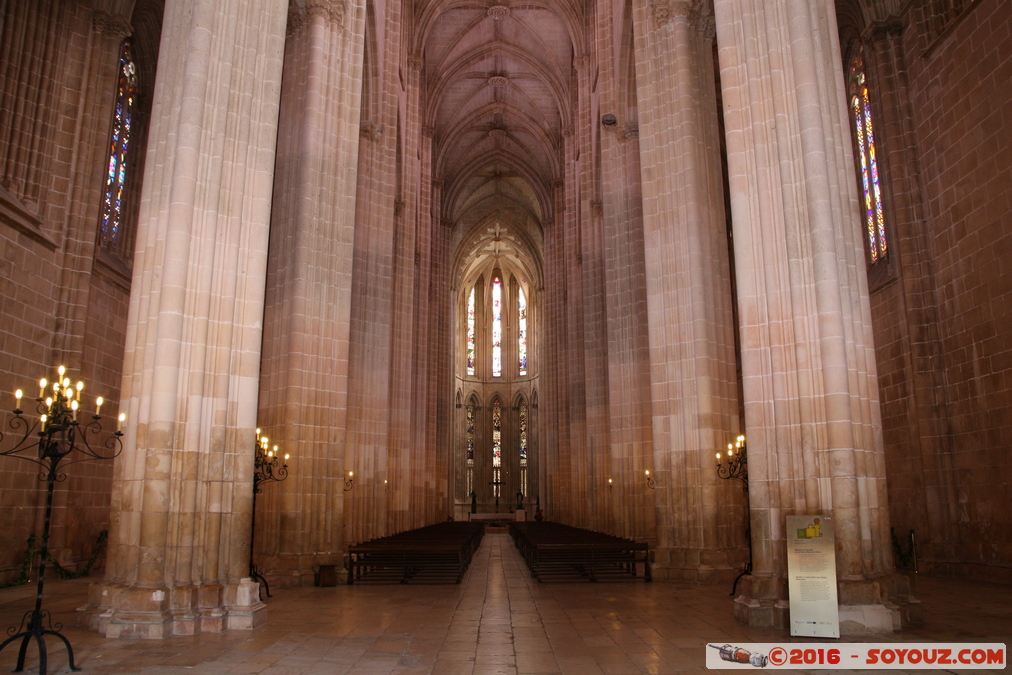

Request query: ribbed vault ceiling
[{"left": 419, "top": 1, "right": 579, "bottom": 236}]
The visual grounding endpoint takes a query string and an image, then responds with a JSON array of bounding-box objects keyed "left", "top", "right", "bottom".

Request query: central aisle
[{"left": 5, "top": 534, "right": 1006, "bottom": 674}]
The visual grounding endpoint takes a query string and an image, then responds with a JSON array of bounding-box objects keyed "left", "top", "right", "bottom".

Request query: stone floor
[{"left": 0, "top": 534, "right": 1008, "bottom": 674}]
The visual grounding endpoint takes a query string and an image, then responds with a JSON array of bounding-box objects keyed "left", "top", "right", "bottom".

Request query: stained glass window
[
  {"left": 466, "top": 403, "right": 475, "bottom": 461},
  {"left": 519, "top": 400, "right": 528, "bottom": 497},
  {"left": 491, "top": 276, "right": 502, "bottom": 377},
  {"left": 849, "top": 51, "right": 887, "bottom": 264},
  {"left": 492, "top": 400, "right": 501, "bottom": 497},
  {"left": 518, "top": 287, "right": 527, "bottom": 375},
  {"left": 466, "top": 402, "right": 475, "bottom": 496},
  {"left": 101, "top": 38, "right": 138, "bottom": 253},
  {"left": 466, "top": 287, "right": 476, "bottom": 375}
]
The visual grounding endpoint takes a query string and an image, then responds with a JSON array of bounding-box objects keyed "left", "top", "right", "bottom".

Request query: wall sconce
[
  {"left": 251, "top": 429, "right": 289, "bottom": 598},
  {"left": 715, "top": 434, "right": 748, "bottom": 491},
  {"left": 344, "top": 471, "right": 354, "bottom": 491},
  {"left": 608, "top": 477, "right": 613, "bottom": 491},
  {"left": 716, "top": 433, "right": 751, "bottom": 595},
  {"left": 645, "top": 470, "right": 655, "bottom": 489}
]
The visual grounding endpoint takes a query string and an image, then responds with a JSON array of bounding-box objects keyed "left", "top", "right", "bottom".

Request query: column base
[
  {"left": 258, "top": 552, "right": 346, "bottom": 588},
  {"left": 80, "top": 578, "right": 267, "bottom": 638},
  {"left": 650, "top": 546, "right": 750, "bottom": 583},
  {"left": 733, "top": 572, "right": 920, "bottom": 634}
]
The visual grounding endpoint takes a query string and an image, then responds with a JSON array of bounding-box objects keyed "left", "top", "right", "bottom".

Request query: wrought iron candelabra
[
  {"left": 250, "top": 429, "right": 288, "bottom": 599},
  {"left": 0, "top": 366, "right": 124, "bottom": 675},
  {"left": 716, "top": 434, "right": 751, "bottom": 595}
]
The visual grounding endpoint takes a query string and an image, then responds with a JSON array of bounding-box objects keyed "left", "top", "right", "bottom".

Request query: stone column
[
  {"left": 87, "top": 0, "right": 288, "bottom": 638},
  {"left": 593, "top": 0, "right": 657, "bottom": 543},
  {"left": 714, "top": 0, "right": 907, "bottom": 631},
  {"left": 343, "top": 0, "right": 402, "bottom": 544},
  {"left": 631, "top": 1, "right": 743, "bottom": 581},
  {"left": 257, "top": 0, "right": 366, "bottom": 586}
]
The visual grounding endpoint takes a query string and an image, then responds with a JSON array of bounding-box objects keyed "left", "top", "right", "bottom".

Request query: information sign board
[{"left": 786, "top": 514, "right": 840, "bottom": 638}]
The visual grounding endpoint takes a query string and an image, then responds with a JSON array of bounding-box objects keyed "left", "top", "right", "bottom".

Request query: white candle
[
  {"left": 15, "top": 389, "right": 22, "bottom": 408},
  {"left": 118, "top": 412, "right": 125, "bottom": 432},
  {"left": 95, "top": 396, "right": 103, "bottom": 416}
]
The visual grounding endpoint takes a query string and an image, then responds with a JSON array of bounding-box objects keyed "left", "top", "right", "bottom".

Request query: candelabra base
[
  {"left": 250, "top": 563, "right": 271, "bottom": 599},
  {"left": 0, "top": 609, "right": 80, "bottom": 674}
]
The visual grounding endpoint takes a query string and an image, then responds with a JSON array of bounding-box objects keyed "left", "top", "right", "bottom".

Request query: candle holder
[
  {"left": 343, "top": 471, "right": 354, "bottom": 491},
  {"left": 715, "top": 434, "right": 751, "bottom": 596},
  {"left": 250, "top": 430, "right": 288, "bottom": 599},
  {"left": 644, "top": 470, "right": 655, "bottom": 489},
  {"left": 0, "top": 367, "right": 124, "bottom": 675}
]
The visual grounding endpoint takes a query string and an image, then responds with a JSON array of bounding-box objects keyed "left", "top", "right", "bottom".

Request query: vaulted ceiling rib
[{"left": 419, "top": 1, "right": 578, "bottom": 239}]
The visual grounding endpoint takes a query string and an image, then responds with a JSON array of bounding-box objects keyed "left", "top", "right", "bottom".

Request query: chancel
[{"left": 0, "top": 0, "right": 1010, "bottom": 664}]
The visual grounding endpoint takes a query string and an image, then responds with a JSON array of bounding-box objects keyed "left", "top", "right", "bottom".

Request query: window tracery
[
  {"left": 100, "top": 38, "right": 138, "bottom": 256},
  {"left": 849, "top": 50, "right": 888, "bottom": 264}
]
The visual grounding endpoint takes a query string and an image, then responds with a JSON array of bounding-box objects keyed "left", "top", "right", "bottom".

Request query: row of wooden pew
[
  {"left": 509, "top": 521, "right": 652, "bottom": 583},
  {"left": 346, "top": 521, "right": 484, "bottom": 585}
]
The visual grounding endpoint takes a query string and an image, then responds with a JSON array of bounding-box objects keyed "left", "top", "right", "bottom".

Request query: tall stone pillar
[
  {"left": 257, "top": 0, "right": 366, "bottom": 588},
  {"left": 631, "top": 2, "right": 743, "bottom": 581},
  {"left": 86, "top": 0, "right": 288, "bottom": 638},
  {"left": 343, "top": 0, "right": 402, "bottom": 545},
  {"left": 593, "top": 0, "right": 656, "bottom": 543},
  {"left": 714, "top": 0, "right": 909, "bottom": 631}
]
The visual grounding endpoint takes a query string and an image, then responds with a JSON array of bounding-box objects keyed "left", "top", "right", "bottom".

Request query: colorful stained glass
[
  {"left": 466, "top": 403, "right": 475, "bottom": 461},
  {"left": 518, "top": 287, "right": 527, "bottom": 375},
  {"left": 849, "top": 53, "right": 887, "bottom": 263},
  {"left": 492, "top": 400, "right": 502, "bottom": 497},
  {"left": 101, "top": 39, "right": 138, "bottom": 252},
  {"left": 466, "top": 402, "right": 474, "bottom": 496},
  {"left": 466, "top": 287, "right": 476, "bottom": 375},
  {"left": 519, "top": 401, "right": 527, "bottom": 463},
  {"left": 519, "top": 400, "right": 528, "bottom": 498},
  {"left": 491, "top": 276, "right": 502, "bottom": 377}
]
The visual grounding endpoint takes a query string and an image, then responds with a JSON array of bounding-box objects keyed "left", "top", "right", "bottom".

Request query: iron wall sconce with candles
[
  {"left": 250, "top": 429, "right": 289, "bottom": 598},
  {"left": 644, "top": 469, "right": 655, "bottom": 489},
  {"left": 344, "top": 471, "right": 354, "bottom": 491},
  {"left": 715, "top": 433, "right": 751, "bottom": 595},
  {"left": 716, "top": 434, "right": 749, "bottom": 491},
  {"left": 0, "top": 366, "right": 124, "bottom": 675}
]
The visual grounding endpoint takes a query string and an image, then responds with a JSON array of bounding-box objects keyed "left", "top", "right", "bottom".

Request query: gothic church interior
[{"left": 0, "top": 0, "right": 1009, "bottom": 639}]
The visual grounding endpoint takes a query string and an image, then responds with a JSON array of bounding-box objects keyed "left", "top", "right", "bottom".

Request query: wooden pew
[
  {"left": 509, "top": 521, "right": 651, "bottom": 583},
  {"left": 347, "top": 522, "right": 484, "bottom": 585}
]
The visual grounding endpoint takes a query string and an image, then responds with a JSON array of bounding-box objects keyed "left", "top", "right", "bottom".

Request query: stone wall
[{"left": 0, "top": 1, "right": 134, "bottom": 582}]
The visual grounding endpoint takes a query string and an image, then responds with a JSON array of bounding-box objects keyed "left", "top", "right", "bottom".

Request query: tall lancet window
[
  {"left": 518, "top": 287, "right": 527, "bottom": 375},
  {"left": 491, "top": 275, "right": 503, "bottom": 377},
  {"left": 491, "top": 400, "right": 502, "bottom": 497},
  {"left": 519, "top": 399, "right": 528, "bottom": 498},
  {"left": 101, "top": 38, "right": 138, "bottom": 255},
  {"left": 466, "top": 287, "right": 476, "bottom": 375},
  {"left": 466, "top": 402, "right": 475, "bottom": 496},
  {"left": 849, "top": 50, "right": 888, "bottom": 264}
]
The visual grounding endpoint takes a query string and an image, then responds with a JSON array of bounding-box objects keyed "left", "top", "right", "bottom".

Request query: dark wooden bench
[
  {"left": 509, "top": 521, "right": 651, "bottom": 583},
  {"left": 347, "top": 522, "right": 484, "bottom": 585}
]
